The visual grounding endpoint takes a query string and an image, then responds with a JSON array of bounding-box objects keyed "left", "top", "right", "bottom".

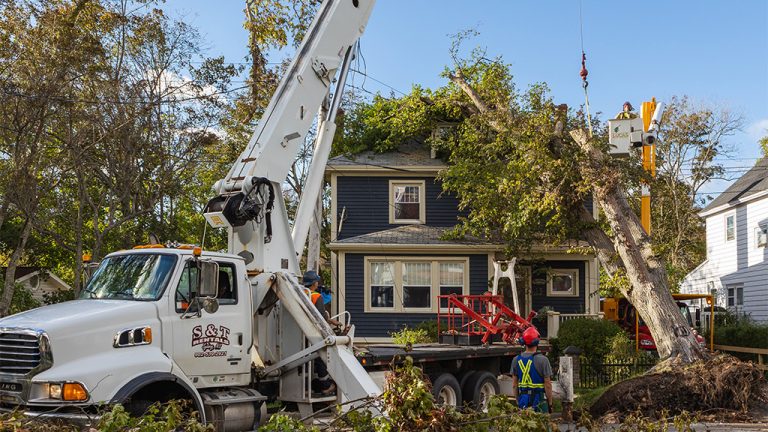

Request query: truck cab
[
  {"left": 604, "top": 297, "right": 706, "bottom": 351},
  {"left": 0, "top": 247, "right": 264, "bottom": 428}
]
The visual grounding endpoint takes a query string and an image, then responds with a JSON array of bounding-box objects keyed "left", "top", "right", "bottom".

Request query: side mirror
[{"left": 197, "top": 261, "right": 219, "bottom": 298}]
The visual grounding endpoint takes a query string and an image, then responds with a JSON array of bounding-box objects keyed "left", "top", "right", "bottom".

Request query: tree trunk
[
  {"left": 571, "top": 130, "right": 708, "bottom": 363},
  {"left": 307, "top": 195, "right": 322, "bottom": 272},
  {"left": 0, "top": 218, "right": 33, "bottom": 317}
]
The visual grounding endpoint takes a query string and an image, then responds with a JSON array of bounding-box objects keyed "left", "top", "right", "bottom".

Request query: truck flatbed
[{"left": 357, "top": 343, "right": 530, "bottom": 369}]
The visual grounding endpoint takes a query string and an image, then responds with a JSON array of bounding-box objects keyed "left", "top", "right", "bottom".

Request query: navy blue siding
[
  {"left": 344, "top": 253, "right": 489, "bottom": 337},
  {"left": 336, "top": 176, "right": 467, "bottom": 240},
  {"left": 529, "top": 260, "right": 586, "bottom": 314}
]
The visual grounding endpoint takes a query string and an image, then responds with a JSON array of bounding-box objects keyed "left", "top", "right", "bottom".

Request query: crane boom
[{"left": 204, "top": 0, "right": 375, "bottom": 274}]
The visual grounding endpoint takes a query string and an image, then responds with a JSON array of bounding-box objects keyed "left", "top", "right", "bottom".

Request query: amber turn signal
[{"left": 62, "top": 382, "right": 88, "bottom": 402}]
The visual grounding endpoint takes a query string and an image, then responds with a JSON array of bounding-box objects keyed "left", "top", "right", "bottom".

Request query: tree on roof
[{"left": 333, "top": 32, "right": 719, "bottom": 364}]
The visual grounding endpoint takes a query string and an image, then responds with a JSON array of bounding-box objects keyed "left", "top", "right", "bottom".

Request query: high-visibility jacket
[
  {"left": 512, "top": 353, "right": 547, "bottom": 412},
  {"left": 310, "top": 291, "right": 322, "bottom": 306}
]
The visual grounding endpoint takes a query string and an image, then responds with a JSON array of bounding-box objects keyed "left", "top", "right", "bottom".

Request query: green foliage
[
  {"left": 390, "top": 327, "right": 432, "bottom": 348},
  {"left": 760, "top": 136, "right": 768, "bottom": 157},
  {"left": 605, "top": 333, "right": 656, "bottom": 364},
  {"left": 599, "top": 267, "right": 630, "bottom": 298},
  {"left": 42, "top": 289, "right": 75, "bottom": 305},
  {"left": 258, "top": 413, "right": 318, "bottom": 432},
  {"left": 414, "top": 320, "right": 439, "bottom": 342},
  {"left": 381, "top": 356, "right": 436, "bottom": 430},
  {"left": 711, "top": 318, "right": 768, "bottom": 351},
  {"left": 97, "top": 401, "right": 211, "bottom": 432},
  {"left": 9, "top": 283, "right": 41, "bottom": 315},
  {"left": 557, "top": 318, "right": 623, "bottom": 365}
]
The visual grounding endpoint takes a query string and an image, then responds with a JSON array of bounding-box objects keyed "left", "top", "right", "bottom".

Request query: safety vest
[
  {"left": 513, "top": 353, "right": 545, "bottom": 390},
  {"left": 310, "top": 291, "right": 322, "bottom": 306}
]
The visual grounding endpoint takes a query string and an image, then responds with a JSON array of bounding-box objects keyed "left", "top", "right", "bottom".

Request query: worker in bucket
[
  {"left": 511, "top": 327, "right": 553, "bottom": 413},
  {"left": 615, "top": 101, "right": 637, "bottom": 119},
  {"left": 303, "top": 270, "right": 339, "bottom": 395}
]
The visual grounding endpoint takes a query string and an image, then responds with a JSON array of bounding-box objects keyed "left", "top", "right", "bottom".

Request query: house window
[
  {"left": 389, "top": 180, "right": 425, "bottom": 224},
  {"left": 439, "top": 262, "right": 465, "bottom": 310},
  {"left": 402, "top": 262, "right": 431, "bottom": 309},
  {"left": 726, "top": 283, "right": 743, "bottom": 308},
  {"left": 369, "top": 261, "right": 395, "bottom": 310},
  {"left": 547, "top": 269, "right": 579, "bottom": 297},
  {"left": 365, "top": 257, "right": 468, "bottom": 313},
  {"left": 756, "top": 226, "right": 768, "bottom": 248},
  {"left": 725, "top": 213, "right": 735, "bottom": 242}
]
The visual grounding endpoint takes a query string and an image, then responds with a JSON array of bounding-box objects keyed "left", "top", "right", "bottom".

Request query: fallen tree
[{"left": 334, "top": 35, "right": 713, "bottom": 364}]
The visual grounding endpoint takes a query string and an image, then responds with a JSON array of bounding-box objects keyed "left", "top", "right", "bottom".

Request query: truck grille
[{"left": 0, "top": 332, "right": 41, "bottom": 375}]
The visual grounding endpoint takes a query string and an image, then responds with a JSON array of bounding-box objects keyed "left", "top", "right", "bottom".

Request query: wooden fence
[{"left": 714, "top": 344, "right": 768, "bottom": 370}]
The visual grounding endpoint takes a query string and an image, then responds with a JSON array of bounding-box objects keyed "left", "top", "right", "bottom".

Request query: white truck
[{"left": 0, "top": 1, "right": 541, "bottom": 430}]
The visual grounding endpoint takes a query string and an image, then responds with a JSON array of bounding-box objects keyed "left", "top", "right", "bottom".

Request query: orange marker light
[
  {"left": 193, "top": 246, "right": 202, "bottom": 257},
  {"left": 62, "top": 383, "right": 88, "bottom": 401},
  {"left": 142, "top": 327, "right": 152, "bottom": 344}
]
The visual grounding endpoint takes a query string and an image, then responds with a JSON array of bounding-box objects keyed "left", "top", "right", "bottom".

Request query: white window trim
[
  {"left": 726, "top": 283, "right": 744, "bottom": 308},
  {"left": 388, "top": 180, "right": 426, "bottom": 224},
  {"left": 547, "top": 269, "right": 580, "bottom": 297},
  {"left": 724, "top": 212, "right": 736, "bottom": 242},
  {"left": 364, "top": 256, "right": 470, "bottom": 313},
  {"left": 756, "top": 225, "right": 768, "bottom": 248}
]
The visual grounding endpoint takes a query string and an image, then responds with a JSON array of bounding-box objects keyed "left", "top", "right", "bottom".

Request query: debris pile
[{"left": 589, "top": 354, "right": 766, "bottom": 420}]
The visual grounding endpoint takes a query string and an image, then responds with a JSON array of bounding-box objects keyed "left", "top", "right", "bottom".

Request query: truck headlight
[
  {"left": 49, "top": 383, "right": 62, "bottom": 399},
  {"left": 639, "top": 339, "right": 654, "bottom": 347},
  {"left": 46, "top": 382, "right": 88, "bottom": 401}
]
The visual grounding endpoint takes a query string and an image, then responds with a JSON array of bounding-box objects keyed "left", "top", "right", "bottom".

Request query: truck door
[{"left": 170, "top": 259, "right": 251, "bottom": 384}]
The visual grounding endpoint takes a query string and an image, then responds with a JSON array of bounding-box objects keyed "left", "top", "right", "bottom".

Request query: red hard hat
[{"left": 522, "top": 327, "right": 540, "bottom": 346}]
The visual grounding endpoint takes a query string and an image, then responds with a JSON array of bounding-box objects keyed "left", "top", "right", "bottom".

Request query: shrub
[
  {"left": 557, "top": 318, "right": 623, "bottom": 365},
  {"left": 414, "top": 320, "right": 438, "bottom": 342},
  {"left": 390, "top": 327, "right": 432, "bottom": 348},
  {"left": 9, "top": 283, "right": 41, "bottom": 315},
  {"left": 42, "top": 289, "right": 76, "bottom": 305},
  {"left": 712, "top": 320, "right": 768, "bottom": 351}
]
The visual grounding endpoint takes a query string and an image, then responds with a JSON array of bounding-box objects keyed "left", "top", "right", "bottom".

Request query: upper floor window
[
  {"left": 389, "top": 180, "right": 425, "bottom": 224},
  {"left": 756, "top": 225, "right": 768, "bottom": 248},
  {"left": 725, "top": 213, "right": 735, "bottom": 242}
]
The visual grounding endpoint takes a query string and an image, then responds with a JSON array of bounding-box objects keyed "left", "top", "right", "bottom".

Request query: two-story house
[
  {"left": 680, "top": 157, "right": 768, "bottom": 322},
  {"left": 327, "top": 142, "right": 601, "bottom": 342}
]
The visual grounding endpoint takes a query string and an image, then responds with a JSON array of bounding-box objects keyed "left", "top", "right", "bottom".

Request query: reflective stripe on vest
[
  {"left": 310, "top": 292, "right": 322, "bottom": 306},
  {"left": 516, "top": 356, "right": 545, "bottom": 389}
]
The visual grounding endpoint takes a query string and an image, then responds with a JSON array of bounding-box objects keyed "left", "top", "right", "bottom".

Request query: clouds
[{"left": 747, "top": 118, "right": 768, "bottom": 142}]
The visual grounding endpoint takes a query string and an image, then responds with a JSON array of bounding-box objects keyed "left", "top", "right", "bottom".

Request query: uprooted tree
[{"left": 333, "top": 36, "right": 710, "bottom": 364}]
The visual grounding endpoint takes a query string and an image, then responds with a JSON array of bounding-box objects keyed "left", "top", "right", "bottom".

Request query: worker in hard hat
[
  {"left": 615, "top": 101, "right": 637, "bottom": 119},
  {"left": 510, "top": 327, "right": 553, "bottom": 413},
  {"left": 303, "top": 270, "right": 338, "bottom": 395}
]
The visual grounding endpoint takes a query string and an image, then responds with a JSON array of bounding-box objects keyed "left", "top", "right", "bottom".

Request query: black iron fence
[{"left": 578, "top": 361, "right": 656, "bottom": 389}]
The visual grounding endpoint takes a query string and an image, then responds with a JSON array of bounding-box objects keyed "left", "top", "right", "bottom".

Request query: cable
[{"left": 578, "top": 0, "right": 593, "bottom": 136}]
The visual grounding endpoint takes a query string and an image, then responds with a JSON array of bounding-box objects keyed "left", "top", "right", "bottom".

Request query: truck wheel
[
  {"left": 431, "top": 373, "right": 462, "bottom": 408},
  {"left": 464, "top": 371, "right": 499, "bottom": 412}
]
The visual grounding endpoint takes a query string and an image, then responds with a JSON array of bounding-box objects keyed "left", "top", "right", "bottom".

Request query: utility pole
[{"left": 640, "top": 98, "right": 657, "bottom": 235}]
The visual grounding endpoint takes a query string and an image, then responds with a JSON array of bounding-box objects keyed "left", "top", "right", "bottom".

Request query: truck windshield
[{"left": 80, "top": 254, "right": 177, "bottom": 300}]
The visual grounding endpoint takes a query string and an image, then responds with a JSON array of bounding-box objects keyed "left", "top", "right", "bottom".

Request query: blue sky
[{"left": 163, "top": 0, "right": 768, "bottom": 197}]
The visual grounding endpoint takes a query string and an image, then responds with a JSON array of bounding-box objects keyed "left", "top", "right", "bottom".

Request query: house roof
[
  {"left": 701, "top": 157, "right": 768, "bottom": 215},
  {"left": 331, "top": 225, "right": 493, "bottom": 247},
  {"left": 1, "top": 267, "right": 41, "bottom": 279},
  {"left": 328, "top": 141, "right": 446, "bottom": 170}
]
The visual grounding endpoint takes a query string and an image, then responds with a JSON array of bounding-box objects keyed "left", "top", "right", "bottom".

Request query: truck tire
[
  {"left": 463, "top": 371, "right": 499, "bottom": 412},
  {"left": 431, "top": 373, "right": 462, "bottom": 408}
]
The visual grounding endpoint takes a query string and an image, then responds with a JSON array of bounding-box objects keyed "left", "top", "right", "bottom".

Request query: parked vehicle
[
  {"left": 0, "top": 1, "right": 533, "bottom": 429},
  {"left": 602, "top": 297, "right": 707, "bottom": 351}
]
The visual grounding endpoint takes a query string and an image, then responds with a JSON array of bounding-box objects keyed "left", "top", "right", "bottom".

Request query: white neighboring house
[
  {"left": 680, "top": 157, "right": 768, "bottom": 322},
  {"left": 2, "top": 267, "right": 72, "bottom": 303}
]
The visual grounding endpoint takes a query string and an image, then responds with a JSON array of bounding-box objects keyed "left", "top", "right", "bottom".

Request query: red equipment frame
[{"left": 437, "top": 293, "right": 537, "bottom": 345}]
